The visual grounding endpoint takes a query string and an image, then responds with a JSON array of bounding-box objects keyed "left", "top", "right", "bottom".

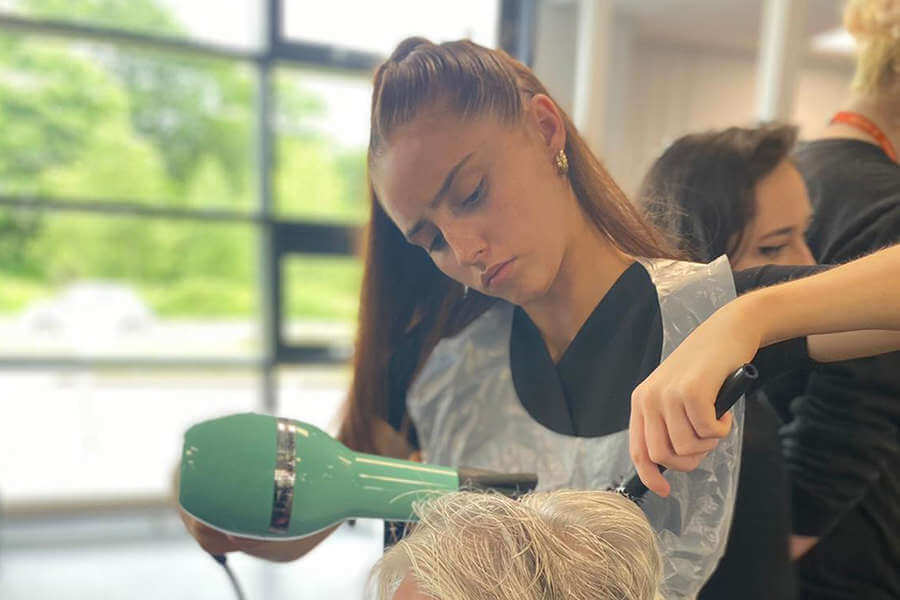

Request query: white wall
[
  {"left": 530, "top": 1, "right": 854, "bottom": 196},
  {"left": 618, "top": 40, "right": 852, "bottom": 193},
  {"left": 793, "top": 60, "right": 854, "bottom": 138},
  {"left": 532, "top": 0, "right": 579, "bottom": 114}
]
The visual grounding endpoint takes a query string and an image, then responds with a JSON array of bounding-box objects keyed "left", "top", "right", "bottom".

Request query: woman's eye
[
  {"left": 460, "top": 179, "right": 485, "bottom": 208},
  {"left": 428, "top": 232, "right": 447, "bottom": 253},
  {"left": 758, "top": 244, "right": 787, "bottom": 257}
]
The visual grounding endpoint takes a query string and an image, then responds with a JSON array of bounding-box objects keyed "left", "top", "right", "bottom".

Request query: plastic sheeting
[{"left": 407, "top": 256, "right": 743, "bottom": 599}]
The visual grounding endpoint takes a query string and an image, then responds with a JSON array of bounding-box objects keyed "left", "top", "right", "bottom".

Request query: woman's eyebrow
[
  {"left": 405, "top": 152, "right": 475, "bottom": 241},
  {"left": 759, "top": 226, "right": 795, "bottom": 240}
]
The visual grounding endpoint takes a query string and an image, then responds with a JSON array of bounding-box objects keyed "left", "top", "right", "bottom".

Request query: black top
[
  {"left": 388, "top": 262, "right": 821, "bottom": 439},
  {"left": 387, "top": 263, "right": 818, "bottom": 441},
  {"left": 794, "top": 139, "right": 900, "bottom": 264},
  {"left": 508, "top": 263, "right": 815, "bottom": 437},
  {"left": 386, "top": 261, "right": 826, "bottom": 598},
  {"left": 790, "top": 139, "right": 900, "bottom": 599},
  {"left": 504, "top": 262, "right": 816, "bottom": 600}
]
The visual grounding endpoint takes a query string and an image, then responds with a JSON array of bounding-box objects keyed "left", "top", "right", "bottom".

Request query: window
[
  {"left": 280, "top": 254, "right": 360, "bottom": 348},
  {"left": 274, "top": 68, "right": 370, "bottom": 222},
  {"left": 0, "top": 369, "right": 260, "bottom": 503},
  {"left": 0, "top": 211, "right": 260, "bottom": 360},
  {"left": 0, "top": 0, "right": 264, "bottom": 50},
  {"left": 282, "top": 0, "right": 500, "bottom": 56},
  {"left": 0, "top": 2, "right": 529, "bottom": 597},
  {"left": 0, "top": 31, "right": 256, "bottom": 209}
]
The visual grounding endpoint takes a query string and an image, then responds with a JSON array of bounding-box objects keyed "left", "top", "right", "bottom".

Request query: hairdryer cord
[{"left": 211, "top": 554, "right": 247, "bottom": 600}]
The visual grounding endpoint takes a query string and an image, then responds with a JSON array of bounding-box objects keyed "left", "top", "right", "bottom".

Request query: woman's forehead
[
  {"left": 754, "top": 161, "right": 811, "bottom": 224},
  {"left": 372, "top": 115, "right": 498, "bottom": 217},
  {"left": 380, "top": 111, "right": 496, "bottom": 171}
]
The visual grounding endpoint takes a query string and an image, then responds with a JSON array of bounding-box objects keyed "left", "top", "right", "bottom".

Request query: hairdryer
[{"left": 178, "top": 413, "right": 537, "bottom": 540}]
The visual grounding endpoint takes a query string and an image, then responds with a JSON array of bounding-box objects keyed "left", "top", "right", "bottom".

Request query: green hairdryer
[{"left": 179, "top": 413, "right": 537, "bottom": 540}]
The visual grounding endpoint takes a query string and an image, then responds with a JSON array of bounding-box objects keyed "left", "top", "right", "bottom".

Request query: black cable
[{"left": 211, "top": 554, "right": 247, "bottom": 600}]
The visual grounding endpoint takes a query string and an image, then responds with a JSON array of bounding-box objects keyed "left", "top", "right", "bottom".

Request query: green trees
[{"left": 0, "top": 0, "right": 367, "bottom": 322}]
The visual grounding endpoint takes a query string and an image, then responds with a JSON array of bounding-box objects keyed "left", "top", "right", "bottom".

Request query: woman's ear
[{"left": 528, "top": 94, "right": 567, "bottom": 153}]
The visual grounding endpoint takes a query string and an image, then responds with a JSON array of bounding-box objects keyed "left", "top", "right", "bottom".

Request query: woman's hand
[
  {"left": 178, "top": 507, "right": 337, "bottom": 562},
  {"left": 629, "top": 296, "right": 764, "bottom": 497},
  {"left": 178, "top": 507, "right": 268, "bottom": 555}
]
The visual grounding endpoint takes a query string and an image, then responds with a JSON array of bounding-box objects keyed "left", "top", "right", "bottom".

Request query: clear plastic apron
[{"left": 407, "top": 256, "right": 742, "bottom": 599}]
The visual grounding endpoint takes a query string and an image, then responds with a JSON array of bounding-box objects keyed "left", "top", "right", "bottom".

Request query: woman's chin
[{"left": 498, "top": 284, "right": 545, "bottom": 308}]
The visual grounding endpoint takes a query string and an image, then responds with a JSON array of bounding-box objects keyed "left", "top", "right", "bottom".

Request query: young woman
[
  {"left": 639, "top": 123, "right": 814, "bottom": 269},
  {"left": 182, "top": 38, "right": 900, "bottom": 598}
]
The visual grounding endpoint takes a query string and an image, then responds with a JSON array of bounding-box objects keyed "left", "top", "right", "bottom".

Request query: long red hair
[{"left": 337, "top": 38, "right": 678, "bottom": 453}]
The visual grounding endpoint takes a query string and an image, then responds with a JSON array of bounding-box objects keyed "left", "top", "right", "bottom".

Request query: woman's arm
[
  {"left": 806, "top": 329, "right": 900, "bottom": 362},
  {"left": 750, "top": 244, "right": 900, "bottom": 359},
  {"left": 629, "top": 245, "right": 900, "bottom": 496}
]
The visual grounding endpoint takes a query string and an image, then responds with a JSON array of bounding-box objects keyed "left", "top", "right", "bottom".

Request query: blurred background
[{"left": 0, "top": 0, "right": 853, "bottom": 598}]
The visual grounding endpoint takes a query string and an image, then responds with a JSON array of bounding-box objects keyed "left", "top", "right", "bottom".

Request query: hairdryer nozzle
[{"left": 179, "top": 413, "right": 281, "bottom": 538}]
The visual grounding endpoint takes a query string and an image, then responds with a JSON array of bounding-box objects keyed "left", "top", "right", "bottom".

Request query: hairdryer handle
[
  {"left": 713, "top": 363, "right": 758, "bottom": 418},
  {"left": 458, "top": 467, "right": 538, "bottom": 498}
]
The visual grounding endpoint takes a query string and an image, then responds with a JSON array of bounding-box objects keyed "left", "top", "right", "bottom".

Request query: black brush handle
[
  {"left": 458, "top": 467, "right": 538, "bottom": 498},
  {"left": 620, "top": 363, "right": 758, "bottom": 500}
]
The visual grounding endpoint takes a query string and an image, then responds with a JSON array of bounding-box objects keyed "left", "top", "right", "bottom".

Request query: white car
[{"left": 19, "top": 282, "right": 154, "bottom": 335}]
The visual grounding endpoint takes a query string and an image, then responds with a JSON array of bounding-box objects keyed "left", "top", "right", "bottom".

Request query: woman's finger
[
  {"left": 629, "top": 401, "right": 671, "bottom": 497},
  {"left": 656, "top": 450, "right": 711, "bottom": 472},
  {"left": 179, "top": 507, "right": 241, "bottom": 554},
  {"left": 645, "top": 409, "right": 676, "bottom": 466},
  {"left": 665, "top": 403, "right": 721, "bottom": 456},
  {"left": 683, "top": 390, "right": 734, "bottom": 439},
  {"left": 192, "top": 525, "right": 241, "bottom": 554},
  {"left": 228, "top": 534, "right": 270, "bottom": 553}
]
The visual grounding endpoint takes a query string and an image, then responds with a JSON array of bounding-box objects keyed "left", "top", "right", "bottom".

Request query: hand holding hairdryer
[{"left": 178, "top": 413, "right": 537, "bottom": 540}]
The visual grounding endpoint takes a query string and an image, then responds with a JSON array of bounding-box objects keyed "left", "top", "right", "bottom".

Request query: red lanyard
[{"left": 830, "top": 111, "right": 898, "bottom": 163}]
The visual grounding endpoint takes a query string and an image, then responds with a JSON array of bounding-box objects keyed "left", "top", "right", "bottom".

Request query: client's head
[{"left": 368, "top": 489, "right": 662, "bottom": 600}]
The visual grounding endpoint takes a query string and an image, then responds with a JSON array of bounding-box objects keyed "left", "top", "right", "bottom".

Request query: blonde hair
[
  {"left": 845, "top": 0, "right": 900, "bottom": 94},
  {"left": 368, "top": 490, "right": 662, "bottom": 600}
]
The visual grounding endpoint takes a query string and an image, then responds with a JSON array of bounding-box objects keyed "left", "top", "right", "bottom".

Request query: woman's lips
[{"left": 482, "top": 258, "right": 516, "bottom": 290}]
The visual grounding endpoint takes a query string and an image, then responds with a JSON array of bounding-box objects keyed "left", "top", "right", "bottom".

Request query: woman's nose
[{"left": 444, "top": 227, "right": 487, "bottom": 268}]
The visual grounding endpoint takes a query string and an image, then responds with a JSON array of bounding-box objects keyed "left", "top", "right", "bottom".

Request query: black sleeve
[
  {"left": 781, "top": 352, "right": 900, "bottom": 536},
  {"left": 745, "top": 339, "right": 812, "bottom": 411},
  {"left": 735, "top": 264, "right": 900, "bottom": 537},
  {"left": 386, "top": 327, "right": 424, "bottom": 451},
  {"left": 733, "top": 264, "right": 829, "bottom": 398}
]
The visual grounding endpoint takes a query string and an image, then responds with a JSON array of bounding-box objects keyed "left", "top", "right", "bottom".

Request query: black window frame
[{"left": 0, "top": 0, "right": 536, "bottom": 414}]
